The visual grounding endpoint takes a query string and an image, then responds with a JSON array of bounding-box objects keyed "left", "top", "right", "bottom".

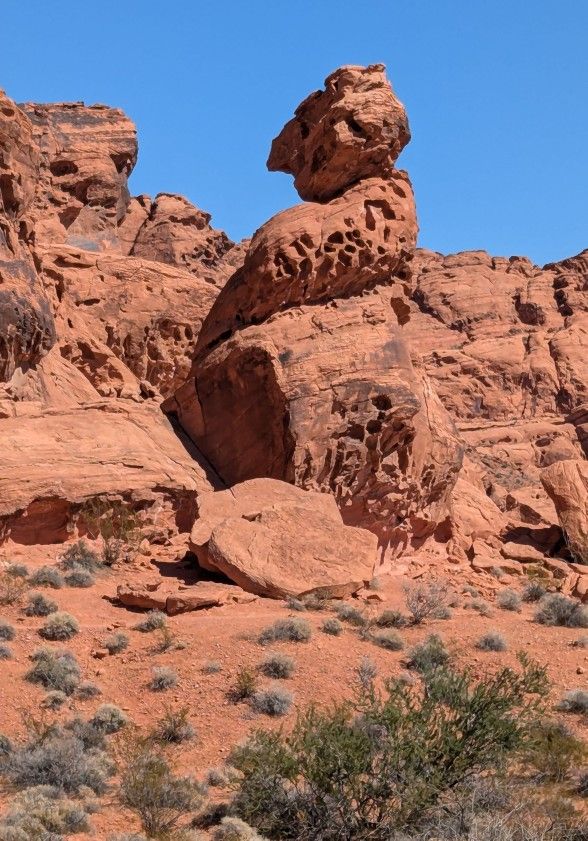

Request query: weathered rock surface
[
  {"left": 190, "top": 478, "right": 377, "bottom": 598},
  {"left": 541, "top": 460, "right": 588, "bottom": 564},
  {"left": 117, "top": 579, "right": 257, "bottom": 614}
]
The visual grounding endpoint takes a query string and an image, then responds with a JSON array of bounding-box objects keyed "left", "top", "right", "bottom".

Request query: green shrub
[
  {"left": 403, "top": 580, "right": 449, "bottom": 624},
  {"left": 64, "top": 566, "right": 95, "bottom": 588},
  {"left": 229, "top": 656, "right": 549, "bottom": 839},
  {"left": 406, "top": 634, "right": 450, "bottom": 673},
  {"left": 134, "top": 609, "right": 167, "bottom": 632},
  {"left": 0, "top": 615, "right": 16, "bottom": 640},
  {"left": 476, "top": 631, "right": 507, "bottom": 652},
  {"left": 104, "top": 631, "right": 129, "bottom": 654},
  {"left": 524, "top": 718, "right": 586, "bottom": 781},
  {"left": 39, "top": 611, "right": 79, "bottom": 641},
  {"left": 250, "top": 686, "right": 294, "bottom": 717},
  {"left": 149, "top": 666, "right": 178, "bottom": 692},
  {"left": 334, "top": 603, "right": 368, "bottom": 627},
  {"left": 258, "top": 618, "right": 311, "bottom": 644},
  {"left": 260, "top": 653, "right": 296, "bottom": 679},
  {"left": 26, "top": 648, "right": 80, "bottom": 695},
  {"left": 322, "top": 618, "right": 343, "bottom": 636},
  {"left": 91, "top": 704, "right": 128, "bottom": 734},
  {"left": 496, "top": 588, "right": 522, "bottom": 612},
  {"left": 154, "top": 706, "right": 195, "bottom": 744},
  {"left": 230, "top": 668, "right": 258, "bottom": 702},
  {"left": 25, "top": 591, "right": 58, "bottom": 616},
  {"left": 119, "top": 747, "right": 203, "bottom": 837},
  {"left": 535, "top": 593, "right": 588, "bottom": 628},
  {"left": 29, "top": 565, "right": 64, "bottom": 589},
  {"left": 371, "top": 629, "right": 404, "bottom": 651},
  {"left": 376, "top": 609, "right": 408, "bottom": 629},
  {"left": 59, "top": 540, "right": 101, "bottom": 572}
]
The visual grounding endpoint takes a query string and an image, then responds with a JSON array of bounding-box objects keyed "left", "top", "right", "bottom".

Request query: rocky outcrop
[
  {"left": 190, "top": 478, "right": 377, "bottom": 598},
  {"left": 170, "top": 64, "right": 463, "bottom": 560},
  {"left": 541, "top": 460, "right": 588, "bottom": 564}
]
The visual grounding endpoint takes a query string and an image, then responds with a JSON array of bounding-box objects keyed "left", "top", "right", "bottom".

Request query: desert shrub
[
  {"left": 154, "top": 706, "right": 195, "bottom": 744},
  {"left": 202, "top": 660, "right": 222, "bottom": 674},
  {"left": 3, "top": 726, "right": 113, "bottom": 794},
  {"left": 0, "top": 786, "right": 90, "bottom": 838},
  {"left": 134, "top": 609, "right": 167, "bottom": 632},
  {"left": 0, "top": 571, "right": 28, "bottom": 606},
  {"left": 153, "top": 625, "right": 178, "bottom": 653},
  {"left": 119, "top": 746, "right": 204, "bottom": 837},
  {"left": 149, "top": 666, "right": 178, "bottom": 692},
  {"left": 206, "top": 767, "right": 231, "bottom": 787},
  {"left": 463, "top": 584, "right": 479, "bottom": 597},
  {"left": 0, "top": 734, "right": 12, "bottom": 756},
  {"left": 334, "top": 603, "right": 368, "bottom": 627},
  {"left": 0, "top": 620, "right": 15, "bottom": 641},
  {"left": 250, "top": 686, "right": 293, "bottom": 717},
  {"left": 5, "top": 564, "right": 28, "bottom": 579},
  {"left": 258, "top": 617, "right": 311, "bottom": 644},
  {"left": 260, "top": 653, "right": 296, "bottom": 679},
  {"left": 26, "top": 648, "right": 80, "bottom": 695},
  {"left": 376, "top": 609, "right": 408, "bottom": 629},
  {"left": 496, "top": 588, "right": 522, "bottom": 612},
  {"left": 300, "top": 593, "right": 330, "bottom": 612},
  {"left": 535, "top": 593, "right": 588, "bottom": 628},
  {"left": 476, "top": 631, "right": 507, "bottom": 652},
  {"left": 575, "top": 636, "right": 588, "bottom": 648},
  {"left": 406, "top": 634, "right": 450, "bottom": 673},
  {"left": 78, "top": 498, "right": 141, "bottom": 565},
  {"left": 230, "top": 668, "right": 258, "bottom": 702},
  {"left": 470, "top": 598, "right": 492, "bottom": 616},
  {"left": 286, "top": 596, "right": 306, "bottom": 612},
  {"left": 524, "top": 718, "right": 586, "bottom": 781},
  {"left": 213, "top": 816, "right": 266, "bottom": 840},
  {"left": 108, "top": 835, "right": 149, "bottom": 841},
  {"left": 104, "top": 631, "right": 129, "bottom": 655},
  {"left": 29, "top": 565, "right": 64, "bottom": 589},
  {"left": 91, "top": 704, "right": 128, "bottom": 734},
  {"left": 557, "top": 689, "right": 588, "bottom": 714},
  {"left": 39, "top": 611, "right": 79, "bottom": 641},
  {"left": 64, "top": 717, "right": 108, "bottom": 751},
  {"left": 229, "top": 656, "right": 549, "bottom": 839},
  {"left": 522, "top": 581, "right": 547, "bottom": 603},
  {"left": 76, "top": 681, "right": 102, "bottom": 699},
  {"left": 355, "top": 656, "right": 378, "bottom": 691},
  {"left": 59, "top": 539, "right": 101, "bottom": 573},
  {"left": 371, "top": 630, "right": 404, "bottom": 651},
  {"left": 41, "top": 690, "right": 68, "bottom": 710},
  {"left": 322, "top": 618, "right": 343, "bottom": 636},
  {"left": 491, "top": 566, "right": 506, "bottom": 579},
  {"left": 64, "top": 566, "right": 95, "bottom": 588},
  {"left": 0, "top": 644, "right": 12, "bottom": 660},
  {"left": 403, "top": 580, "right": 450, "bottom": 624},
  {"left": 25, "top": 591, "right": 58, "bottom": 617}
]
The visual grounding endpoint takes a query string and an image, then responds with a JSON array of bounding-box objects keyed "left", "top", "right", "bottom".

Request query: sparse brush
[
  {"left": 202, "top": 660, "right": 222, "bottom": 674},
  {"left": 39, "top": 611, "right": 79, "bottom": 641},
  {"left": 260, "top": 652, "right": 296, "bottom": 679},
  {"left": 403, "top": 580, "right": 450, "bottom": 624},
  {"left": 491, "top": 566, "right": 506, "bottom": 579},
  {"left": 154, "top": 707, "right": 195, "bottom": 744},
  {"left": 0, "top": 619, "right": 15, "bottom": 641},
  {"left": 0, "top": 644, "right": 12, "bottom": 660},
  {"left": 524, "top": 718, "right": 587, "bottom": 782},
  {"left": 258, "top": 617, "right": 311, "bottom": 644},
  {"left": 29, "top": 565, "right": 64, "bottom": 589},
  {"left": 206, "top": 767, "right": 231, "bottom": 787},
  {"left": 64, "top": 565, "right": 95, "bottom": 588},
  {"left": 213, "top": 816, "right": 267, "bottom": 840},
  {"left": 376, "top": 609, "right": 408, "bottom": 628},
  {"left": 149, "top": 666, "right": 178, "bottom": 692},
  {"left": 535, "top": 593, "right": 588, "bottom": 628},
  {"left": 230, "top": 667, "right": 258, "bottom": 702},
  {"left": 134, "top": 609, "right": 167, "bottom": 632},
  {"left": 250, "top": 686, "right": 294, "bottom": 717},
  {"left": 463, "top": 584, "right": 480, "bottom": 597},
  {"left": 40, "top": 690, "right": 67, "bottom": 710},
  {"left": 470, "top": 598, "right": 492, "bottom": 616},
  {"left": 286, "top": 596, "right": 307, "bottom": 612},
  {"left": 0, "top": 734, "right": 12, "bottom": 756},
  {"left": 76, "top": 681, "right": 102, "bottom": 699},
  {"left": 355, "top": 656, "right": 378, "bottom": 691},
  {"left": 496, "top": 588, "right": 522, "bottom": 612},
  {"left": 300, "top": 592, "right": 330, "bottom": 611},
  {"left": 104, "top": 631, "right": 129, "bottom": 654},
  {"left": 0, "top": 571, "right": 28, "bottom": 605},
  {"left": 407, "top": 634, "right": 451, "bottom": 673},
  {"left": 0, "top": 786, "right": 91, "bottom": 838},
  {"left": 25, "top": 591, "right": 58, "bottom": 616},
  {"left": 59, "top": 540, "right": 102, "bottom": 572},
  {"left": 476, "top": 631, "right": 507, "bottom": 652},
  {"left": 371, "top": 629, "right": 404, "bottom": 651},
  {"left": 522, "top": 580, "right": 547, "bottom": 602},
  {"left": 334, "top": 603, "right": 368, "bottom": 627},
  {"left": 153, "top": 625, "right": 177, "bottom": 653},
  {"left": 26, "top": 648, "right": 80, "bottom": 695},
  {"left": 5, "top": 563, "right": 28, "bottom": 579},
  {"left": 322, "top": 617, "right": 343, "bottom": 636},
  {"left": 91, "top": 703, "right": 128, "bottom": 733},
  {"left": 557, "top": 689, "right": 588, "bottom": 714},
  {"left": 574, "top": 635, "right": 588, "bottom": 649}
]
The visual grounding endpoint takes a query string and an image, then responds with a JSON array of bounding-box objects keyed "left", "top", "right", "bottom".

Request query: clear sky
[{"left": 2, "top": 1, "right": 586, "bottom": 265}]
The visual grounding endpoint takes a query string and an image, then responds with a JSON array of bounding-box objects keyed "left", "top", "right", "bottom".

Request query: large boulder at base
[
  {"left": 267, "top": 64, "right": 410, "bottom": 202},
  {"left": 190, "top": 478, "right": 377, "bottom": 598},
  {"left": 0, "top": 400, "right": 212, "bottom": 545},
  {"left": 541, "top": 459, "right": 588, "bottom": 564}
]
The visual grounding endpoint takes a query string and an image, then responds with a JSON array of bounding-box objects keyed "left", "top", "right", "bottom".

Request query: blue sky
[{"left": 2, "top": 1, "right": 586, "bottom": 264}]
